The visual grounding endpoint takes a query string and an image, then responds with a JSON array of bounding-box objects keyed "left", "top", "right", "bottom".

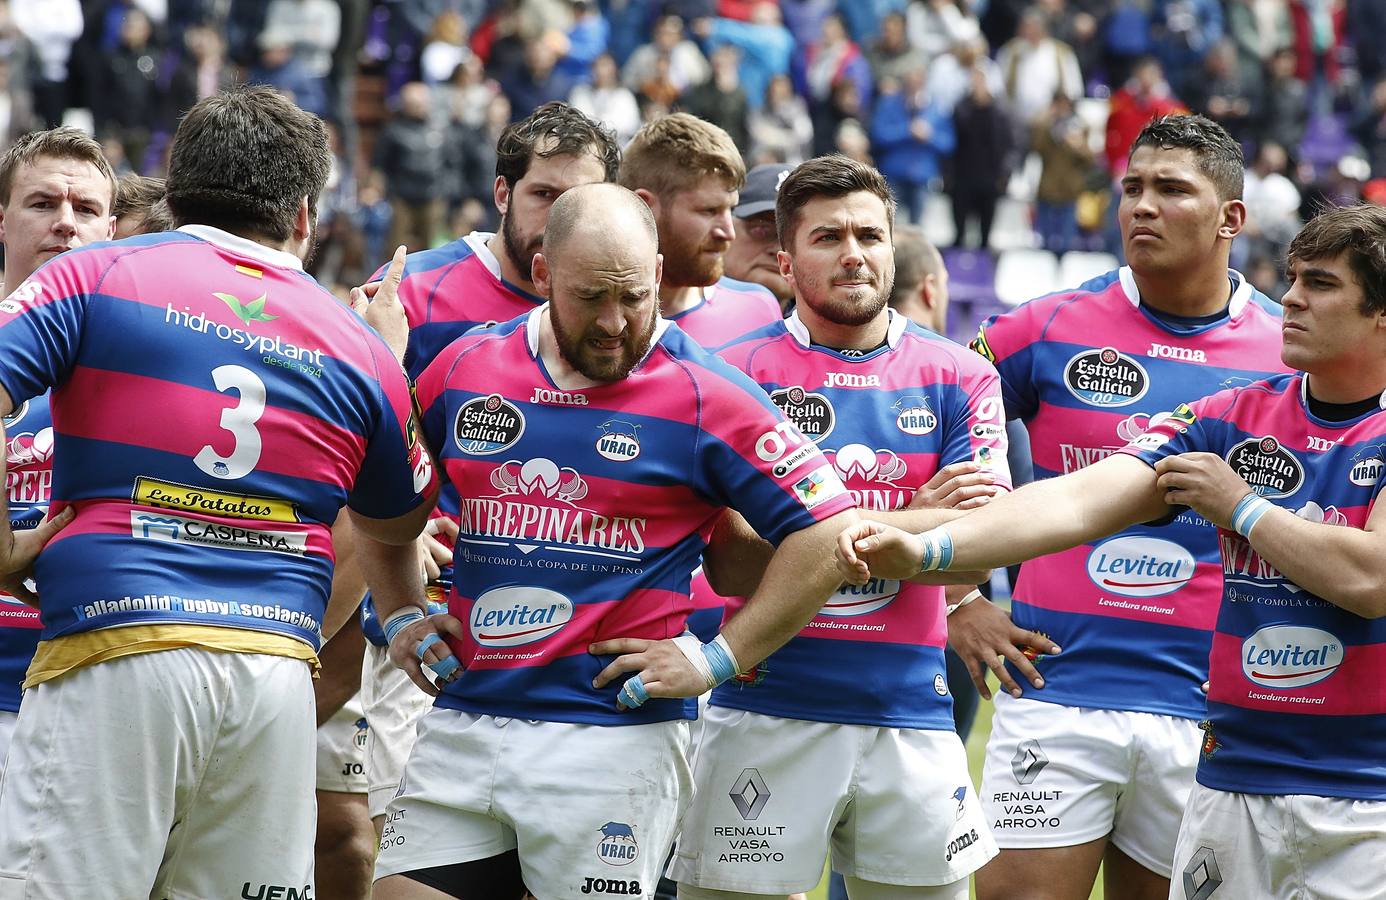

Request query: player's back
[{"left": 0, "top": 228, "right": 424, "bottom": 652}]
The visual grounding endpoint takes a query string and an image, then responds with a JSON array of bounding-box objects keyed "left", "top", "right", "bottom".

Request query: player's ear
[
  {"left": 494, "top": 176, "right": 511, "bottom": 217},
  {"left": 1218, "top": 199, "right": 1247, "bottom": 241},
  {"left": 633, "top": 188, "right": 660, "bottom": 219},
  {"left": 294, "top": 196, "right": 311, "bottom": 242},
  {"left": 532, "top": 252, "right": 551, "bottom": 295},
  {"left": 777, "top": 248, "right": 793, "bottom": 282}
]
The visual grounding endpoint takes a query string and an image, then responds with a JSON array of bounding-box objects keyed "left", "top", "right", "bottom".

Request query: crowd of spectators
[{"left": 0, "top": 0, "right": 1381, "bottom": 302}]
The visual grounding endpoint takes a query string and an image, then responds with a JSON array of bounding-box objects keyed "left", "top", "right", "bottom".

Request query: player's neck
[
  {"left": 1132, "top": 265, "right": 1232, "bottom": 318},
  {"left": 486, "top": 232, "right": 539, "bottom": 295},
  {"left": 1305, "top": 365, "right": 1386, "bottom": 406},
  {"left": 799, "top": 305, "right": 890, "bottom": 351},
  {"left": 658, "top": 284, "right": 703, "bottom": 317}
]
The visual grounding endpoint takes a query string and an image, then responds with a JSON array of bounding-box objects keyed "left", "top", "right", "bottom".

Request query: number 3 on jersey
[{"left": 194, "top": 364, "right": 266, "bottom": 480}]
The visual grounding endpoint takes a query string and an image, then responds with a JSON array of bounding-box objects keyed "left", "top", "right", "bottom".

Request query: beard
[
  {"left": 550, "top": 303, "right": 658, "bottom": 382},
  {"left": 502, "top": 212, "right": 543, "bottom": 283},
  {"left": 658, "top": 215, "right": 728, "bottom": 288},
  {"left": 800, "top": 265, "right": 893, "bottom": 327}
]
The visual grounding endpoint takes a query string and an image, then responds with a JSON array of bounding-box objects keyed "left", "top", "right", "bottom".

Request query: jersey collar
[
  {"left": 178, "top": 224, "right": 304, "bottom": 271},
  {"left": 1117, "top": 265, "right": 1252, "bottom": 319},
  {"left": 1299, "top": 373, "right": 1386, "bottom": 410},
  {"left": 784, "top": 307, "right": 907, "bottom": 351}
]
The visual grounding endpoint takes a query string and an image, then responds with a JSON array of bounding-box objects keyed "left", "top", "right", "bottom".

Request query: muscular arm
[
  {"left": 314, "top": 613, "right": 366, "bottom": 726},
  {"left": 1239, "top": 504, "right": 1386, "bottom": 618},
  {"left": 323, "top": 510, "right": 369, "bottom": 640}
]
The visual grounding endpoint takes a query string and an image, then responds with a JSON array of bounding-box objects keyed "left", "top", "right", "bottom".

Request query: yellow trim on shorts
[{"left": 24, "top": 624, "right": 320, "bottom": 688}]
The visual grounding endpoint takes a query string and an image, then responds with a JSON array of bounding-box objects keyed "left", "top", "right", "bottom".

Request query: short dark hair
[
  {"left": 1287, "top": 204, "right": 1386, "bottom": 315},
  {"left": 0, "top": 127, "right": 116, "bottom": 208},
  {"left": 165, "top": 85, "right": 331, "bottom": 242},
  {"left": 775, "top": 154, "right": 896, "bottom": 248},
  {"left": 495, "top": 101, "right": 620, "bottom": 189},
  {"left": 889, "top": 224, "right": 942, "bottom": 306},
  {"left": 113, "top": 173, "right": 166, "bottom": 221},
  {"left": 1129, "top": 114, "right": 1244, "bottom": 201}
]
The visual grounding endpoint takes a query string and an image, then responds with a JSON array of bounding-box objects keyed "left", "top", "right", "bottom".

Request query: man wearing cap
[{"left": 724, "top": 162, "right": 795, "bottom": 314}]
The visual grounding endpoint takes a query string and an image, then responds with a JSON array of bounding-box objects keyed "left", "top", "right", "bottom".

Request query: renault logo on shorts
[
  {"left": 729, "top": 768, "right": 770, "bottom": 820},
  {"left": 1182, "top": 846, "right": 1222, "bottom": 900},
  {"left": 1010, "top": 739, "right": 1049, "bottom": 785}
]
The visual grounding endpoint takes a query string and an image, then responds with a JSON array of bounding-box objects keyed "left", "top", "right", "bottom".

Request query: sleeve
[
  {"left": 690, "top": 360, "right": 856, "bottom": 546},
  {"left": 940, "top": 360, "right": 1013, "bottom": 490},
  {"left": 347, "top": 334, "right": 438, "bottom": 520},
  {"left": 1115, "top": 399, "right": 1215, "bottom": 469},
  {"left": 0, "top": 255, "right": 90, "bottom": 405},
  {"left": 412, "top": 344, "right": 454, "bottom": 462},
  {"left": 968, "top": 301, "right": 1045, "bottom": 422}
]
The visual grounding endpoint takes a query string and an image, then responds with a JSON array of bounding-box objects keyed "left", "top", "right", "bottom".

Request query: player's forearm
[
  {"left": 870, "top": 507, "right": 988, "bottom": 582},
  {"left": 322, "top": 511, "right": 369, "bottom": 639},
  {"left": 352, "top": 531, "right": 428, "bottom": 622},
  {"left": 314, "top": 615, "right": 366, "bottom": 725},
  {"left": 1242, "top": 507, "right": 1386, "bottom": 618},
  {"left": 719, "top": 510, "right": 859, "bottom": 668}
]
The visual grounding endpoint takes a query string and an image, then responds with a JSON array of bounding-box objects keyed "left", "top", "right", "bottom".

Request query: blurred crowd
[{"left": 1, "top": 0, "right": 1380, "bottom": 301}]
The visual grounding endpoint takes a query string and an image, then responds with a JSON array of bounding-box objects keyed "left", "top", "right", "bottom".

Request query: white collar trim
[
  {"left": 784, "top": 307, "right": 906, "bottom": 350},
  {"left": 177, "top": 224, "right": 304, "bottom": 271},
  {"left": 1117, "top": 265, "right": 1253, "bottom": 318}
]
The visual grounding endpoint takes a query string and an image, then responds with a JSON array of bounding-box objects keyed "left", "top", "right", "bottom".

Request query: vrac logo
[
  {"left": 596, "top": 821, "right": 640, "bottom": 866},
  {"left": 893, "top": 395, "right": 938, "bottom": 435},
  {"left": 1349, "top": 445, "right": 1386, "bottom": 487},
  {"left": 1241, "top": 625, "right": 1344, "bottom": 689},
  {"left": 595, "top": 419, "right": 641, "bottom": 462},
  {"left": 1086, "top": 536, "right": 1195, "bottom": 597},
  {"left": 1147, "top": 342, "right": 1206, "bottom": 363},
  {"left": 469, "top": 585, "right": 573, "bottom": 647}
]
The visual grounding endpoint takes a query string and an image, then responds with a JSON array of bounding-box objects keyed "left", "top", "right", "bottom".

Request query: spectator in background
[
  {"left": 111, "top": 172, "right": 166, "bottom": 238},
  {"left": 929, "top": 35, "right": 1005, "bottom": 116},
  {"left": 374, "top": 82, "right": 456, "bottom": 253},
  {"left": 95, "top": 8, "right": 163, "bottom": 172},
  {"left": 1104, "top": 56, "right": 1185, "bottom": 177},
  {"left": 437, "top": 55, "right": 496, "bottom": 129},
  {"left": 1354, "top": 75, "right": 1386, "bottom": 178},
  {"left": 1100, "top": 0, "right": 1154, "bottom": 86},
  {"left": 811, "top": 76, "right": 867, "bottom": 157},
  {"left": 871, "top": 67, "right": 956, "bottom": 224},
  {"left": 622, "top": 15, "right": 708, "bottom": 96},
  {"left": 699, "top": 2, "right": 794, "bottom": 112},
  {"left": 569, "top": 52, "right": 641, "bottom": 145},
  {"left": 748, "top": 73, "right": 814, "bottom": 164},
  {"left": 1040, "top": 0, "right": 1104, "bottom": 87},
  {"left": 996, "top": 7, "right": 1083, "bottom": 132},
  {"left": 636, "top": 54, "right": 683, "bottom": 118},
  {"left": 722, "top": 161, "right": 795, "bottom": 311},
  {"left": 1239, "top": 140, "right": 1301, "bottom": 268},
  {"left": 906, "top": 0, "right": 982, "bottom": 64},
  {"left": 1150, "top": 0, "right": 1224, "bottom": 99},
  {"left": 1226, "top": 0, "right": 1292, "bottom": 76},
  {"left": 263, "top": 0, "right": 341, "bottom": 83},
  {"left": 499, "top": 36, "right": 573, "bottom": 121},
  {"left": 10, "top": 0, "right": 83, "bottom": 127},
  {"left": 951, "top": 67, "right": 1014, "bottom": 249},
  {"left": 419, "top": 9, "right": 472, "bottom": 85},
  {"left": 1261, "top": 45, "right": 1308, "bottom": 154},
  {"left": 454, "top": 92, "right": 511, "bottom": 230},
  {"left": 169, "top": 25, "right": 234, "bottom": 123},
  {"left": 1032, "top": 91, "right": 1095, "bottom": 254},
  {"left": 1288, "top": 0, "right": 1347, "bottom": 114},
  {"left": 556, "top": 0, "right": 608, "bottom": 83},
  {"left": 682, "top": 44, "right": 751, "bottom": 153},
  {"left": 1187, "top": 39, "right": 1263, "bottom": 148},
  {"left": 251, "top": 30, "right": 330, "bottom": 118},
  {"left": 801, "top": 14, "right": 873, "bottom": 112},
  {"left": 867, "top": 12, "right": 929, "bottom": 84},
  {"left": 1349, "top": 0, "right": 1386, "bottom": 96}
]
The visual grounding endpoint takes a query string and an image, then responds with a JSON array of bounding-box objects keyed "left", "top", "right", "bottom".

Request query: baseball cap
[{"left": 734, "top": 163, "right": 794, "bottom": 218}]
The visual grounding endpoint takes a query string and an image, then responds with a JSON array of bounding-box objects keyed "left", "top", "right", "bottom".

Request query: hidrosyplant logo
[{"left": 214, "top": 292, "right": 279, "bottom": 326}]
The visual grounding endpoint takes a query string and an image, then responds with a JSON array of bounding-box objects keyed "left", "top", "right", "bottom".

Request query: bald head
[{"left": 543, "top": 182, "right": 658, "bottom": 260}]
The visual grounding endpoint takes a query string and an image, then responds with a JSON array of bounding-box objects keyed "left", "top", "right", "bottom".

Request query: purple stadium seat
[{"left": 1299, "top": 113, "right": 1353, "bottom": 175}]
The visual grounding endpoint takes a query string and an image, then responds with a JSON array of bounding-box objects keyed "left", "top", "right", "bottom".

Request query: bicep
[{"left": 1069, "top": 454, "right": 1168, "bottom": 533}]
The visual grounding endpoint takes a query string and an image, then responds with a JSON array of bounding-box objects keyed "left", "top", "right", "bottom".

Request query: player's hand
[
  {"left": 1154, "top": 452, "right": 1252, "bottom": 529},
  {"left": 947, "top": 596, "right": 1060, "bottom": 700},
  {"left": 908, "top": 461, "right": 997, "bottom": 510},
  {"left": 0, "top": 507, "right": 74, "bottom": 605},
  {"left": 351, "top": 244, "right": 409, "bottom": 364},
  {"left": 388, "top": 613, "right": 466, "bottom": 696},
  {"left": 835, "top": 520, "right": 924, "bottom": 584},
  {"left": 589, "top": 638, "right": 710, "bottom": 709},
  {"left": 419, "top": 516, "right": 458, "bottom": 582}
]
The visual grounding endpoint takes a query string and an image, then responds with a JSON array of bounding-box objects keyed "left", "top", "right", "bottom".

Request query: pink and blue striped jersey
[
  {"left": 973, "top": 268, "right": 1286, "bottom": 718},
  {"left": 667, "top": 277, "right": 784, "bottom": 349},
  {"left": 373, "top": 232, "right": 546, "bottom": 381},
  {"left": 712, "top": 310, "right": 1011, "bottom": 728},
  {"left": 0, "top": 393, "right": 50, "bottom": 710},
  {"left": 1121, "top": 374, "right": 1386, "bottom": 799},
  {"left": 0, "top": 227, "right": 435, "bottom": 650},
  {"left": 414, "top": 307, "right": 856, "bottom": 726}
]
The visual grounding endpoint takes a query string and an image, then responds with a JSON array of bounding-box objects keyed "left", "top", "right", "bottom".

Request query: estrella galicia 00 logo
[
  {"left": 455, "top": 394, "right": 525, "bottom": 455},
  {"left": 1063, "top": 347, "right": 1149, "bottom": 407},
  {"left": 595, "top": 822, "right": 639, "bottom": 866},
  {"left": 1226, "top": 436, "right": 1304, "bottom": 498},
  {"left": 770, "top": 386, "right": 836, "bottom": 442}
]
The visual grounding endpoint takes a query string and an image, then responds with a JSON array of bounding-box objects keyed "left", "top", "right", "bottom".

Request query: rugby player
[
  {"left": 671, "top": 155, "right": 1010, "bottom": 900},
  {"left": 954, "top": 115, "right": 1286, "bottom": 900},
  {"left": 723, "top": 163, "right": 795, "bottom": 314},
  {"left": 619, "top": 114, "right": 784, "bottom": 347},
  {"left": 371, "top": 182, "right": 867, "bottom": 900},
  {"left": 0, "top": 85, "right": 437, "bottom": 897},
  {"left": 0, "top": 127, "right": 116, "bottom": 763},
  {"left": 837, "top": 201, "right": 1386, "bottom": 900}
]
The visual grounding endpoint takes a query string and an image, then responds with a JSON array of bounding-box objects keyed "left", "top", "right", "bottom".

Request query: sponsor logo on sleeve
[
  {"left": 792, "top": 466, "right": 848, "bottom": 511},
  {"left": 454, "top": 394, "right": 525, "bottom": 455},
  {"left": 468, "top": 585, "right": 573, "bottom": 646},
  {"left": 1062, "top": 347, "right": 1149, "bottom": 408},
  {"left": 0, "top": 281, "right": 43, "bottom": 315},
  {"left": 1086, "top": 536, "right": 1195, "bottom": 597},
  {"left": 1241, "top": 625, "right": 1343, "bottom": 689},
  {"left": 1226, "top": 436, "right": 1304, "bottom": 498},
  {"left": 133, "top": 476, "right": 300, "bottom": 522},
  {"left": 769, "top": 386, "right": 835, "bottom": 442},
  {"left": 130, "top": 511, "right": 307, "bottom": 555}
]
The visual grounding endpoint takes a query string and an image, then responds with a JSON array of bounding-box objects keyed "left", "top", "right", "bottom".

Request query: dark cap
[{"left": 734, "top": 163, "right": 794, "bottom": 218}]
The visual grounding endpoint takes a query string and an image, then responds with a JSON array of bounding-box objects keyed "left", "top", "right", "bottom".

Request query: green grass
[{"left": 804, "top": 692, "right": 1105, "bottom": 900}]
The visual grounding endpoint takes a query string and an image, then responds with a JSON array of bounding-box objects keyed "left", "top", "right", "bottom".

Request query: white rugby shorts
[
  {"left": 0, "top": 648, "right": 315, "bottom": 900},
  {"left": 0, "top": 711, "right": 14, "bottom": 768},
  {"left": 980, "top": 692, "right": 1200, "bottom": 877},
  {"left": 361, "top": 641, "right": 434, "bottom": 818},
  {"left": 316, "top": 692, "right": 369, "bottom": 793},
  {"left": 375, "top": 708, "right": 691, "bottom": 899},
  {"left": 1170, "top": 783, "right": 1386, "bottom": 900},
  {"left": 668, "top": 707, "right": 996, "bottom": 894}
]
